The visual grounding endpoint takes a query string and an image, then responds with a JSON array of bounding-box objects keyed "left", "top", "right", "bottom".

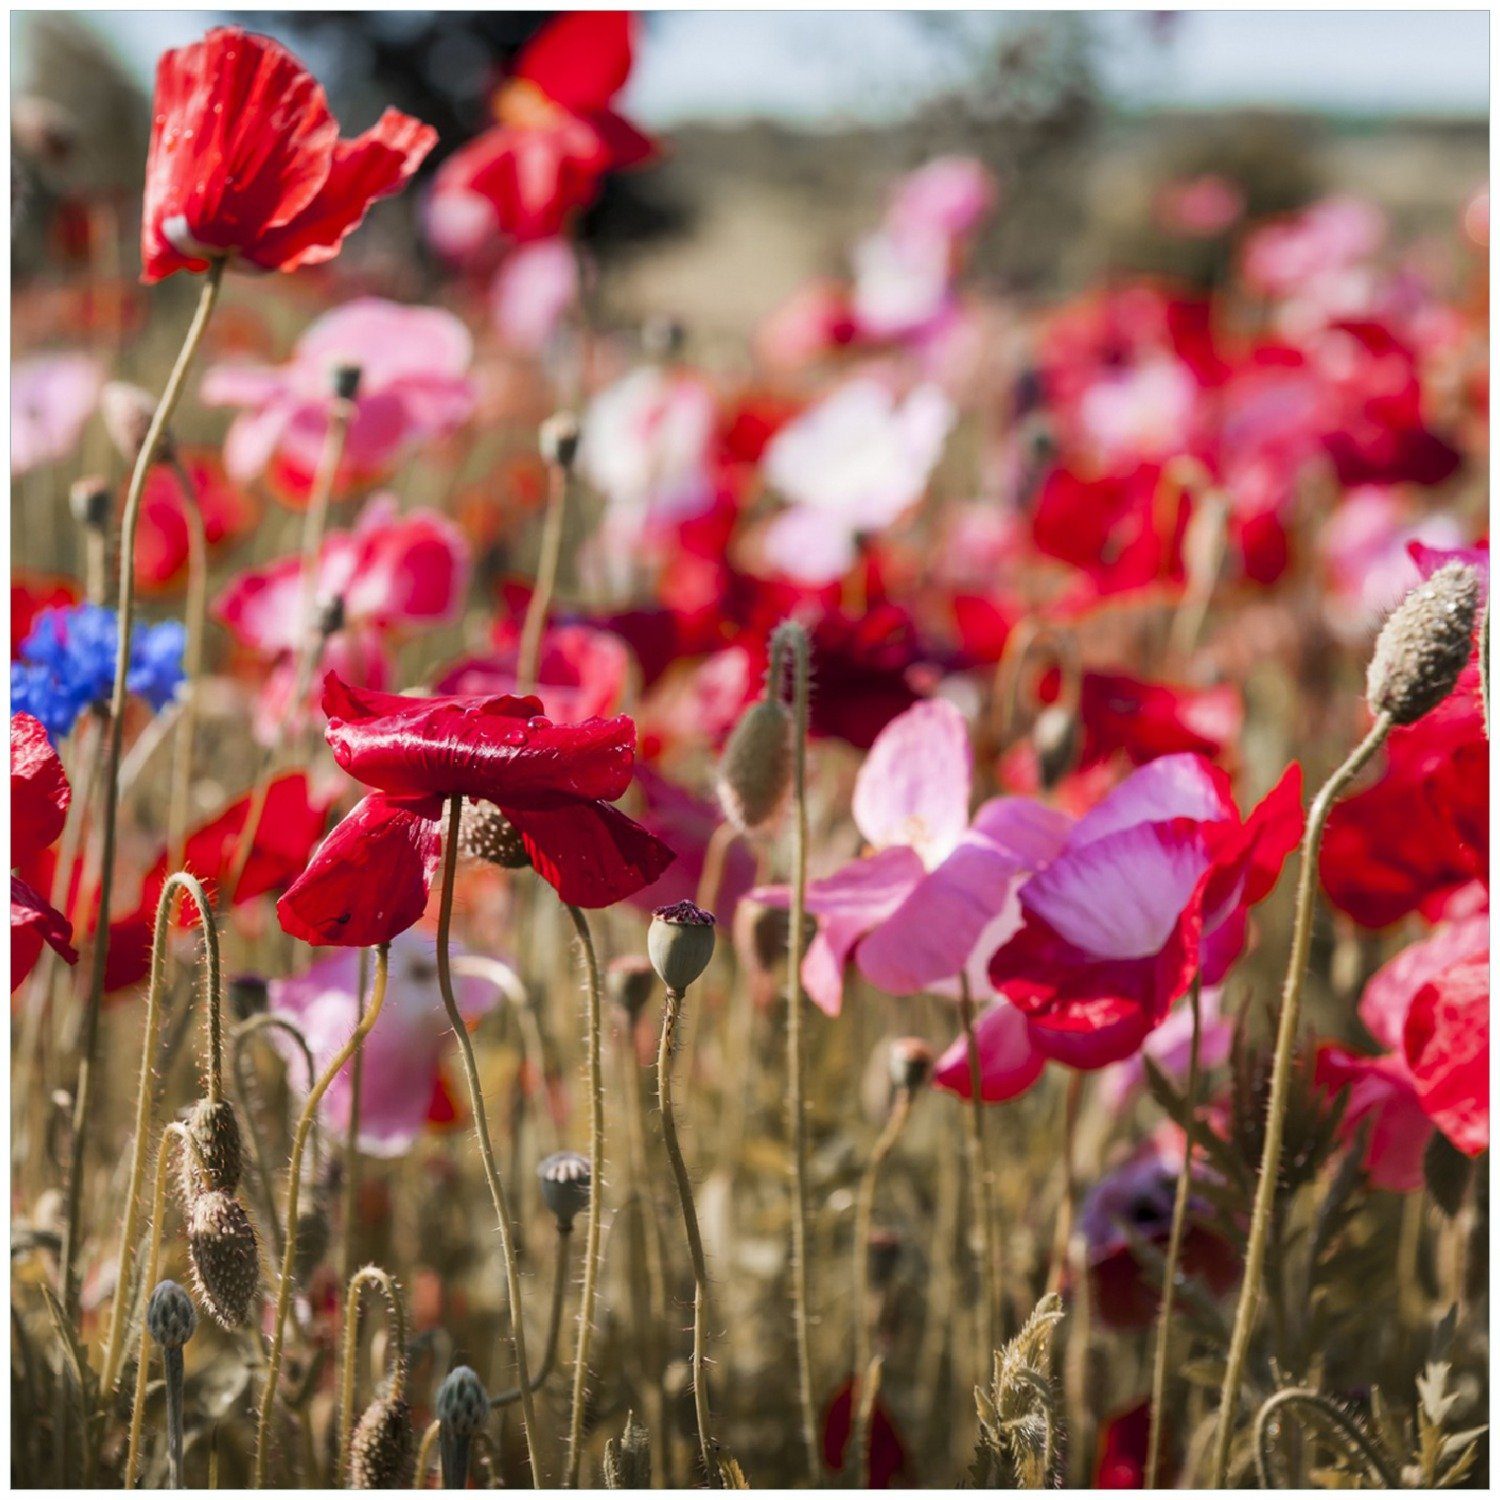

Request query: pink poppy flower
[
  {"left": 752, "top": 699, "right": 1070, "bottom": 1017},
  {"left": 1242, "top": 196, "right": 1386, "bottom": 301},
  {"left": 488, "top": 238, "right": 578, "bottom": 353},
  {"left": 12, "top": 352, "right": 102, "bottom": 476},
  {"left": 988, "top": 754, "right": 1304, "bottom": 1070},
  {"left": 1312, "top": 1044, "right": 1433, "bottom": 1193},
  {"left": 884, "top": 156, "right": 995, "bottom": 244},
  {"left": 201, "top": 297, "right": 476, "bottom": 487},
  {"left": 1155, "top": 173, "right": 1244, "bottom": 238},
  {"left": 269, "top": 930, "right": 497, "bottom": 1155}
]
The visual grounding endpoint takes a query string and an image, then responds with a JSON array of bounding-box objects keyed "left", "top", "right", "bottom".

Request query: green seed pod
[
  {"left": 186, "top": 1097, "right": 244, "bottom": 1194},
  {"left": 888, "top": 1037, "right": 934, "bottom": 1093},
  {"left": 648, "top": 901, "right": 717, "bottom": 993},
  {"left": 1367, "top": 562, "right": 1479, "bottom": 725},
  {"left": 537, "top": 1151, "right": 592, "bottom": 1231},
  {"left": 716, "top": 698, "right": 794, "bottom": 835},
  {"left": 187, "top": 1190, "right": 261, "bottom": 1330},
  {"left": 539, "top": 411, "right": 581, "bottom": 470},
  {"left": 348, "top": 1395, "right": 415, "bottom": 1489}
]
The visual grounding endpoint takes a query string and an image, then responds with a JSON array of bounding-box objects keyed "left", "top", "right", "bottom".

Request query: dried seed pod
[
  {"left": 716, "top": 698, "right": 794, "bottom": 834},
  {"left": 458, "top": 799, "right": 531, "bottom": 870},
  {"left": 68, "top": 475, "right": 111, "bottom": 531},
  {"left": 888, "top": 1037, "right": 934, "bottom": 1093},
  {"left": 146, "top": 1279, "right": 198, "bottom": 1350},
  {"left": 348, "top": 1395, "right": 415, "bottom": 1489},
  {"left": 436, "top": 1365, "right": 488, "bottom": 1437},
  {"left": 537, "top": 1151, "right": 592, "bottom": 1231},
  {"left": 648, "top": 900, "right": 717, "bottom": 993},
  {"left": 1366, "top": 562, "right": 1479, "bottom": 725},
  {"left": 186, "top": 1097, "right": 244, "bottom": 1194},
  {"left": 187, "top": 1190, "right": 261, "bottom": 1329},
  {"left": 539, "top": 411, "right": 581, "bottom": 470}
]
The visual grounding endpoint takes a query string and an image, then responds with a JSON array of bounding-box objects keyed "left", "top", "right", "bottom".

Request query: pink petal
[
  {"left": 1360, "top": 914, "right": 1489, "bottom": 1050},
  {"left": 933, "top": 999, "right": 1046, "bottom": 1102},
  {"left": 1069, "top": 752, "right": 1230, "bottom": 847},
  {"left": 852, "top": 698, "right": 972, "bottom": 863}
]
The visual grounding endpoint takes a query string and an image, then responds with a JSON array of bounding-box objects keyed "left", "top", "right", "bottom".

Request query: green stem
[
  {"left": 60, "top": 257, "right": 225, "bottom": 1320},
  {"left": 1146, "top": 975, "right": 1203, "bottom": 1486},
  {"left": 957, "top": 972, "right": 1001, "bottom": 1356},
  {"left": 490, "top": 1225, "right": 572, "bottom": 1407},
  {"left": 517, "top": 458, "right": 568, "bottom": 695},
  {"left": 164, "top": 452, "right": 208, "bottom": 870},
  {"left": 1208, "top": 718, "right": 1392, "bottom": 1486},
  {"left": 253, "top": 944, "right": 391, "bottom": 1487},
  {"left": 340, "top": 948, "right": 370, "bottom": 1303},
  {"left": 337, "top": 1265, "right": 408, "bottom": 1486}
]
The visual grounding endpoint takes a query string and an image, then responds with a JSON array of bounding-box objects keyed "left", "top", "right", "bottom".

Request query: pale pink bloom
[
  {"left": 1242, "top": 196, "right": 1385, "bottom": 300},
  {"left": 1076, "top": 359, "right": 1200, "bottom": 467},
  {"left": 885, "top": 156, "right": 995, "bottom": 243},
  {"left": 761, "top": 377, "right": 955, "bottom": 584},
  {"left": 1155, "top": 174, "right": 1244, "bottom": 238},
  {"left": 201, "top": 297, "right": 476, "bottom": 483},
  {"left": 851, "top": 226, "right": 953, "bottom": 342},
  {"left": 489, "top": 239, "right": 578, "bottom": 353},
  {"left": 12, "top": 352, "right": 103, "bottom": 475},
  {"left": 269, "top": 930, "right": 497, "bottom": 1156}
]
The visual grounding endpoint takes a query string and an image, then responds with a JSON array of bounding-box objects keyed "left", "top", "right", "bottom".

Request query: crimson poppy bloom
[
  {"left": 277, "top": 674, "right": 674, "bottom": 946},
  {"left": 821, "top": 1377, "right": 907, "bottom": 1487},
  {"left": 140, "top": 27, "right": 436, "bottom": 284},
  {"left": 11, "top": 712, "right": 77, "bottom": 990},
  {"left": 134, "top": 452, "right": 257, "bottom": 593}
]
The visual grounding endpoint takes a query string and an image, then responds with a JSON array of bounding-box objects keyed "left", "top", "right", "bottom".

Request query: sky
[{"left": 42, "top": 9, "right": 1495, "bottom": 125}]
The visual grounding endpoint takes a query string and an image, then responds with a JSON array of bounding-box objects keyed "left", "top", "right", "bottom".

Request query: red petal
[
  {"left": 321, "top": 670, "right": 541, "bottom": 725},
  {"left": 12, "top": 874, "right": 77, "bottom": 990},
  {"left": 12, "top": 574, "right": 80, "bottom": 660},
  {"left": 277, "top": 793, "right": 444, "bottom": 947},
  {"left": 1403, "top": 951, "right": 1489, "bottom": 1156},
  {"left": 11, "top": 712, "right": 70, "bottom": 868},
  {"left": 504, "top": 798, "right": 675, "bottom": 908},
  {"left": 515, "top": 11, "right": 635, "bottom": 112}
]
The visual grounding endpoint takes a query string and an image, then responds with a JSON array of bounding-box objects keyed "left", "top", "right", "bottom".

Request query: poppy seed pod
[
  {"left": 436, "top": 1365, "right": 488, "bottom": 1437},
  {"left": 1367, "top": 562, "right": 1480, "bottom": 725},
  {"left": 607, "top": 955, "right": 657, "bottom": 1021},
  {"left": 68, "top": 476, "right": 111, "bottom": 532},
  {"left": 146, "top": 1279, "right": 198, "bottom": 1350},
  {"left": 187, "top": 1190, "right": 261, "bottom": 1329},
  {"left": 537, "top": 1150, "right": 592, "bottom": 1230},
  {"left": 888, "top": 1037, "right": 934, "bottom": 1093},
  {"left": 186, "top": 1097, "right": 244, "bottom": 1194},
  {"left": 331, "top": 362, "right": 363, "bottom": 403},
  {"left": 348, "top": 1395, "right": 416, "bottom": 1489},
  {"left": 100, "top": 380, "right": 170, "bottom": 463},
  {"left": 539, "top": 411, "right": 581, "bottom": 470},
  {"left": 716, "top": 698, "right": 794, "bottom": 835},
  {"left": 458, "top": 799, "right": 532, "bottom": 870},
  {"left": 1032, "top": 703, "right": 1081, "bottom": 791},
  {"left": 648, "top": 900, "right": 717, "bottom": 993}
]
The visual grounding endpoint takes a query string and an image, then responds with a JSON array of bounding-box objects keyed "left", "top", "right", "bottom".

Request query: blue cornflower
[{"left": 10, "top": 603, "right": 185, "bottom": 741}]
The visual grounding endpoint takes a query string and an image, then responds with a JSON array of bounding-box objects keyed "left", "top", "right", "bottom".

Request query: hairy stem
[
  {"left": 957, "top": 972, "right": 1001, "bottom": 1356},
  {"left": 491, "top": 1225, "right": 572, "bottom": 1407},
  {"left": 164, "top": 453, "right": 208, "bottom": 870},
  {"left": 1253, "top": 1388, "right": 1398, "bottom": 1489},
  {"left": 339, "top": 948, "right": 371, "bottom": 1303},
  {"left": 517, "top": 457, "right": 568, "bottom": 695},
  {"left": 337, "top": 1265, "right": 408, "bottom": 1485}
]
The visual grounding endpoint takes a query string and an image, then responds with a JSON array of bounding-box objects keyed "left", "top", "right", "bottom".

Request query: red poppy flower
[
  {"left": 134, "top": 452, "right": 256, "bottom": 593},
  {"left": 11, "top": 712, "right": 77, "bottom": 990},
  {"left": 1095, "top": 1401, "right": 1164, "bottom": 1488},
  {"left": 821, "top": 1376, "right": 908, "bottom": 1487},
  {"left": 277, "top": 674, "right": 674, "bottom": 946},
  {"left": 140, "top": 27, "right": 436, "bottom": 284}
]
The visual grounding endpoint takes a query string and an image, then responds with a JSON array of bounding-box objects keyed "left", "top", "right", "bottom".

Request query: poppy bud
[
  {"left": 648, "top": 901, "right": 717, "bottom": 993},
  {"left": 331, "top": 362, "right": 363, "bottom": 403},
  {"left": 888, "top": 1037, "right": 934, "bottom": 1093},
  {"left": 1032, "top": 703, "right": 1081, "bottom": 791},
  {"left": 537, "top": 1150, "right": 591, "bottom": 1231},
  {"left": 186, "top": 1097, "right": 244, "bottom": 1195},
  {"left": 716, "top": 698, "right": 793, "bottom": 835},
  {"left": 294, "top": 1200, "right": 331, "bottom": 1287},
  {"left": 539, "top": 412, "right": 581, "bottom": 470},
  {"left": 733, "top": 900, "right": 817, "bottom": 982},
  {"left": 146, "top": 1279, "right": 198, "bottom": 1350},
  {"left": 229, "top": 973, "right": 269, "bottom": 1021},
  {"left": 12, "top": 95, "right": 77, "bottom": 166},
  {"left": 436, "top": 1365, "right": 488, "bottom": 1436},
  {"left": 1366, "top": 562, "right": 1479, "bottom": 726},
  {"left": 187, "top": 1190, "right": 261, "bottom": 1329},
  {"left": 100, "top": 380, "right": 170, "bottom": 463},
  {"left": 348, "top": 1395, "right": 415, "bottom": 1489},
  {"left": 458, "top": 799, "right": 532, "bottom": 870},
  {"left": 68, "top": 476, "right": 111, "bottom": 531},
  {"left": 607, "top": 955, "right": 657, "bottom": 1022}
]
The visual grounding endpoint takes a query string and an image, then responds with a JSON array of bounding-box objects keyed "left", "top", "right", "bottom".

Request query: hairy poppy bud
[
  {"left": 888, "top": 1037, "right": 934, "bottom": 1093},
  {"left": 348, "top": 1395, "right": 415, "bottom": 1489},
  {"left": 187, "top": 1190, "right": 261, "bottom": 1329},
  {"left": 537, "top": 1150, "right": 591, "bottom": 1231},
  {"left": 68, "top": 475, "right": 111, "bottom": 531},
  {"left": 539, "top": 411, "right": 581, "bottom": 470},
  {"left": 228, "top": 973, "right": 269, "bottom": 1021},
  {"left": 1367, "top": 562, "right": 1479, "bottom": 726},
  {"left": 146, "top": 1279, "right": 198, "bottom": 1350},
  {"left": 648, "top": 901, "right": 717, "bottom": 992},
  {"left": 331, "top": 362, "right": 363, "bottom": 403},
  {"left": 716, "top": 698, "right": 794, "bottom": 834},
  {"left": 458, "top": 799, "right": 531, "bottom": 870},
  {"left": 436, "top": 1365, "right": 488, "bottom": 1437},
  {"left": 607, "top": 955, "right": 656, "bottom": 1022},
  {"left": 186, "top": 1097, "right": 244, "bottom": 1194},
  {"left": 1032, "top": 703, "right": 1080, "bottom": 791},
  {"left": 100, "top": 380, "right": 170, "bottom": 463}
]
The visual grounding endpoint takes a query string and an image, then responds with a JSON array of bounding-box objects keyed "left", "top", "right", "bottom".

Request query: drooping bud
[
  {"left": 1031, "top": 703, "right": 1080, "bottom": 791},
  {"left": 146, "top": 1279, "right": 198, "bottom": 1350},
  {"left": 436, "top": 1365, "right": 488, "bottom": 1436},
  {"left": 603, "top": 1409, "right": 653, "bottom": 1488},
  {"left": 716, "top": 698, "right": 794, "bottom": 834},
  {"left": 1366, "top": 562, "right": 1479, "bottom": 725},
  {"left": 187, "top": 1190, "right": 261, "bottom": 1329},
  {"left": 537, "top": 1151, "right": 591, "bottom": 1231},
  {"left": 458, "top": 800, "right": 532, "bottom": 870},
  {"left": 648, "top": 901, "right": 717, "bottom": 993},
  {"left": 68, "top": 475, "right": 111, "bottom": 531},
  {"left": 348, "top": 1395, "right": 416, "bottom": 1489},
  {"left": 186, "top": 1097, "right": 244, "bottom": 1194},
  {"left": 100, "top": 380, "right": 169, "bottom": 463},
  {"left": 539, "top": 411, "right": 581, "bottom": 470},
  {"left": 888, "top": 1037, "right": 934, "bottom": 1093},
  {"left": 733, "top": 899, "right": 815, "bottom": 981},
  {"left": 606, "top": 956, "right": 657, "bottom": 1022}
]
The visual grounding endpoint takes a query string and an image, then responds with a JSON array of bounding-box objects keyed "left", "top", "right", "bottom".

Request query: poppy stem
[
  {"left": 1046, "top": 1072, "right": 1085, "bottom": 1294},
  {"left": 101, "top": 871, "right": 221, "bottom": 1398},
  {"left": 957, "top": 971, "right": 1002, "bottom": 1358},
  {"left": 253, "top": 942, "right": 391, "bottom": 1488},
  {"left": 339, "top": 948, "right": 371, "bottom": 1305},
  {"left": 517, "top": 454, "right": 568, "bottom": 696},
  {"left": 164, "top": 452, "right": 208, "bottom": 871},
  {"left": 1145, "top": 973, "right": 1203, "bottom": 1485},
  {"left": 657, "top": 986, "right": 721, "bottom": 1487},
  {"left": 60, "top": 255, "right": 225, "bottom": 1323},
  {"left": 1208, "top": 716, "right": 1391, "bottom": 1487},
  {"left": 434, "top": 796, "right": 543, "bottom": 1486},
  {"left": 337, "top": 1265, "right": 408, "bottom": 1485},
  {"left": 563, "top": 903, "right": 605, "bottom": 1488},
  {"left": 490, "top": 1222, "right": 572, "bottom": 1407},
  {"left": 773, "top": 619, "right": 822, "bottom": 1486},
  {"left": 853, "top": 1353, "right": 885, "bottom": 1489}
]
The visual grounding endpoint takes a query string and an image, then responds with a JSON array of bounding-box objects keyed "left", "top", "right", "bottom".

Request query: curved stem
[
  {"left": 1208, "top": 717, "right": 1392, "bottom": 1486},
  {"left": 1253, "top": 1388, "right": 1398, "bottom": 1489},
  {"left": 563, "top": 903, "right": 605, "bottom": 1488},
  {"left": 491, "top": 1225, "right": 571, "bottom": 1407},
  {"left": 61, "top": 257, "right": 225, "bottom": 1320},
  {"left": 164, "top": 453, "right": 208, "bottom": 870},
  {"left": 253, "top": 944, "right": 391, "bottom": 1488},
  {"left": 102, "top": 870, "right": 222, "bottom": 1396},
  {"left": 853, "top": 1354, "right": 885, "bottom": 1490},
  {"left": 693, "top": 821, "right": 738, "bottom": 917},
  {"left": 1145, "top": 974, "right": 1203, "bottom": 1485},
  {"left": 416, "top": 1418, "right": 441, "bottom": 1489},
  {"left": 957, "top": 972, "right": 1001, "bottom": 1356},
  {"left": 775, "top": 620, "right": 821, "bottom": 1485},
  {"left": 337, "top": 1265, "right": 409, "bottom": 1485},
  {"left": 658, "top": 987, "right": 721, "bottom": 1487},
  {"left": 434, "top": 796, "right": 542, "bottom": 1485},
  {"left": 517, "top": 458, "right": 568, "bottom": 695},
  {"left": 340, "top": 948, "right": 371, "bottom": 1303}
]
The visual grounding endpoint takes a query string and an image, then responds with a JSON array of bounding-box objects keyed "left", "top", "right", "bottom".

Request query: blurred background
[{"left": 12, "top": 10, "right": 1489, "bottom": 343}]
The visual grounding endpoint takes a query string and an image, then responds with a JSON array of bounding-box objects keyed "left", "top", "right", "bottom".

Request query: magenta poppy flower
[
  {"left": 488, "top": 238, "right": 578, "bottom": 353},
  {"left": 269, "top": 930, "right": 497, "bottom": 1155},
  {"left": 752, "top": 699, "right": 1070, "bottom": 1017},
  {"left": 201, "top": 297, "right": 476, "bottom": 487},
  {"left": 988, "top": 754, "right": 1304, "bottom": 1070},
  {"left": 11, "top": 712, "right": 77, "bottom": 989},
  {"left": 1312, "top": 1044, "right": 1434, "bottom": 1193},
  {"left": 277, "top": 674, "right": 674, "bottom": 946},
  {"left": 12, "top": 352, "right": 102, "bottom": 476}
]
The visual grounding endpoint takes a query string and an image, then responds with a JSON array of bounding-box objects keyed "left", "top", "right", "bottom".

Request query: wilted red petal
[
  {"left": 504, "top": 798, "right": 675, "bottom": 909},
  {"left": 11, "top": 712, "right": 71, "bottom": 867},
  {"left": 12, "top": 874, "right": 77, "bottom": 990}
]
